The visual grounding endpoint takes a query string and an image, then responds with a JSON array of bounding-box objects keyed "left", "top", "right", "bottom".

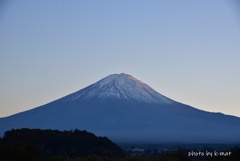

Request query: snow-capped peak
[{"left": 62, "top": 73, "right": 173, "bottom": 104}]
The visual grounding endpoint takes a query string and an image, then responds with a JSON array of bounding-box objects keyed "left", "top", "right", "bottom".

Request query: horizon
[{"left": 1, "top": 1, "right": 240, "bottom": 117}]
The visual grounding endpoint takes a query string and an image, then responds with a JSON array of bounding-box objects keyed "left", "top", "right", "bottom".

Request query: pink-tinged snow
[{"left": 62, "top": 73, "right": 173, "bottom": 104}]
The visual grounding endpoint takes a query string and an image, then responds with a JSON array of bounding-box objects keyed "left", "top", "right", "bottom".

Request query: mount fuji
[{"left": 0, "top": 73, "right": 240, "bottom": 143}]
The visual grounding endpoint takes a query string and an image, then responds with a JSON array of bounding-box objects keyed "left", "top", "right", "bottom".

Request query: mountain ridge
[
  {"left": 59, "top": 73, "right": 174, "bottom": 104},
  {"left": 0, "top": 73, "right": 240, "bottom": 144}
]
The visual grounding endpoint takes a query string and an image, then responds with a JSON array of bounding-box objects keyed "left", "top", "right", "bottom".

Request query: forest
[
  {"left": 0, "top": 128, "right": 239, "bottom": 161},
  {"left": 0, "top": 128, "right": 124, "bottom": 161}
]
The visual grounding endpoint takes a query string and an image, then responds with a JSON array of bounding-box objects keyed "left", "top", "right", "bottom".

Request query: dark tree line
[
  {"left": 0, "top": 128, "right": 240, "bottom": 161},
  {"left": 0, "top": 128, "right": 124, "bottom": 161}
]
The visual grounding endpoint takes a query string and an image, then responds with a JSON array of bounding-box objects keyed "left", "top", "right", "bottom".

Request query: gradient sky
[{"left": 1, "top": 0, "right": 240, "bottom": 117}]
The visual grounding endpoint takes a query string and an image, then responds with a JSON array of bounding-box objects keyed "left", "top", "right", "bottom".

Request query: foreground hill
[
  {"left": 0, "top": 128, "right": 124, "bottom": 160},
  {"left": 0, "top": 73, "right": 240, "bottom": 143}
]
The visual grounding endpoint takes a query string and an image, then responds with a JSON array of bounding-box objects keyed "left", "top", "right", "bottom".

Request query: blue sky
[{"left": 1, "top": 0, "right": 240, "bottom": 117}]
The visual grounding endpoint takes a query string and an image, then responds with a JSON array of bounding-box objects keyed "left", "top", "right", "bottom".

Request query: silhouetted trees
[
  {"left": 0, "top": 129, "right": 239, "bottom": 161},
  {"left": 0, "top": 128, "right": 124, "bottom": 160}
]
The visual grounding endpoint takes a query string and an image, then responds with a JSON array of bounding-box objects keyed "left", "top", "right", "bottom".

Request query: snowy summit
[
  {"left": 62, "top": 73, "right": 173, "bottom": 104},
  {"left": 0, "top": 73, "right": 240, "bottom": 144}
]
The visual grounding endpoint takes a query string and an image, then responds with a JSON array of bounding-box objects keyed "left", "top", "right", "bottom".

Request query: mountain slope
[
  {"left": 60, "top": 73, "right": 173, "bottom": 104},
  {"left": 0, "top": 73, "right": 240, "bottom": 143}
]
